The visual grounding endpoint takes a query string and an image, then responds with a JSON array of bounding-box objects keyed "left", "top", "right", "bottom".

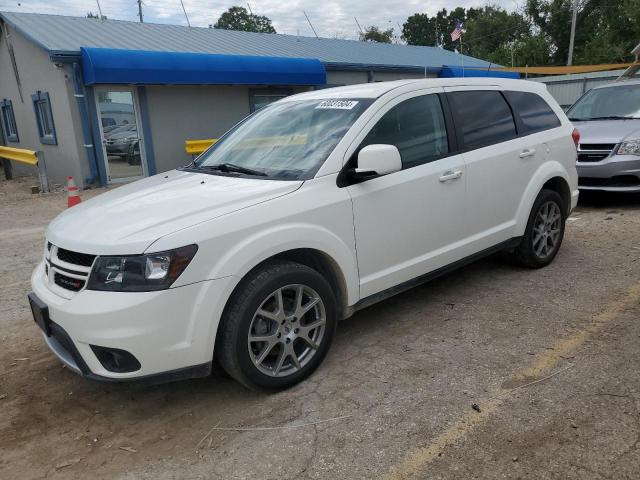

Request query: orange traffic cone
[{"left": 66, "top": 176, "right": 81, "bottom": 207}]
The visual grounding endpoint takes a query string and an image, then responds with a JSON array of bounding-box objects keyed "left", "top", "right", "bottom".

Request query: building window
[
  {"left": 1, "top": 99, "right": 19, "bottom": 142},
  {"left": 31, "top": 91, "right": 57, "bottom": 145},
  {"left": 249, "top": 88, "right": 293, "bottom": 113}
]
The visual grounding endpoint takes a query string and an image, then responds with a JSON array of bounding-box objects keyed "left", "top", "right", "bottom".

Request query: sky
[{"left": 0, "top": 0, "right": 520, "bottom": 40}]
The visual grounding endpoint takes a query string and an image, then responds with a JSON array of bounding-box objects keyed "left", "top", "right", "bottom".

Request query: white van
[{"left": 29, "top": 78, "right": 579, "bottom": 390}]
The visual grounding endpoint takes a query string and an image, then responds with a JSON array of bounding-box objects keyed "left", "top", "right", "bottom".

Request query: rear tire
[
  {"left": 512, "top": 189, "right": 566, "bottom": 268},
  {"left": 215, "top": 261, "right": 337, "bottom": 391}
]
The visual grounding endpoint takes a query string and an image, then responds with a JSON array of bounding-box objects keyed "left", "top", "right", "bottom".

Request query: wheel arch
[
  {"left": 238, "top": 248, "right": 351, "bottom": 320},
  {"left": 515, "top": 163, "right": 572, "bottom": 235}
]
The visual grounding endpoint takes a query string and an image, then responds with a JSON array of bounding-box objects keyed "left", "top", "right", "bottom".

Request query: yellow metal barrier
[
  {"left": 0, "top": 145, "right": 49, "bottom": 192},
  {"left": 0, "top": 145, "right": 38, "bottom": 166},
  {"left": 185, "top": 139, "right": 217, "bottom": 156}
]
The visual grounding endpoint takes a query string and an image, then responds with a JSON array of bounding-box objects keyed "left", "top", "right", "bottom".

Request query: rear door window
[
  {"left": 447, "top": 90, "right": 517, "bottom": 149},
  {"left": 504, "top": 91, "right": 561, "bottom": 134},
  {"left": 360, "top": 94, "right": 449, "bottom": 169}
]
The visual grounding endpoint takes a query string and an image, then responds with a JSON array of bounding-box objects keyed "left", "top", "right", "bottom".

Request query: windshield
[
  {"left": 192, "top": 98, "right": 373, "bottom": 180},
  {"left": 567, "top": 84, "right": 640, "bottom": 121}
]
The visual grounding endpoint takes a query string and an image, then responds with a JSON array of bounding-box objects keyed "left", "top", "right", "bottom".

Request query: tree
[
  {"left": 462, "top": 6, "right": 534, "bottom": 65},
  {"left": 400, "top": 1, "right": 639, "bottom": 67},
  {"left": 359, "top": 26, "right": 394, "bottom": 43},
  {"left": 526, "top": 0, "right": 640, "bottom": 65},
  {"left": 402, "top": 8, "right": 473, "bottom": 52},
  {"left": 214, "top": 6, "right": 276, "bottom": 34},
  {"left": 86, "top": 12, "right": 107, "bottom": 20}
]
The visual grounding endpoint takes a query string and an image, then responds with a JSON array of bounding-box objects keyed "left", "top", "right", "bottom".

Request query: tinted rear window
[
  {"left": 505, "top": 91, "right": 561, "bottom": 134},
  {"left": 448, "top": 91, "right": 517, "bottom": 149}
]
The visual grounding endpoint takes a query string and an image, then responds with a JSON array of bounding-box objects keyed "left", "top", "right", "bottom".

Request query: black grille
[
  {"left": 579, "top": 175, "right": 640, "bottom": 188},
  {"left": 579, "top": 143, "right": 616, "bottom": 151},
  {"left": 577, "top": 143, "right": 615, "bottom": 163},
  {"left": 54, "top": 272, "right": 85, "bottom": 292},
  {"left": 56, "top": 248, "right": 96, "bottom": 267}
]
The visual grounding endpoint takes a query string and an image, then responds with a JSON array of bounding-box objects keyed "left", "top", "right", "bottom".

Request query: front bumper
[
  {"left": 106, "top": 142, "right": 132, "bottom": 156},
  {"left": 30, "top": 261, "right": 235, "bottom": 381},
  {"left": 577, "top": 154, "right": 640, "bottom": 192}
]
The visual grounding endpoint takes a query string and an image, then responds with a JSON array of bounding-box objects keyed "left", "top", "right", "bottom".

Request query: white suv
[{"left": 29, "top": 78, "right": 579, "bottom": 390}]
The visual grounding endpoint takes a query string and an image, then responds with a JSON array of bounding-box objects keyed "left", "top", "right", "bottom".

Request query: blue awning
[
  {"left": 439, "top": 65, "right": 520, "bottom": 79},
  {"left": 81, "top": 47, "right": 326, "bottom": 86}
]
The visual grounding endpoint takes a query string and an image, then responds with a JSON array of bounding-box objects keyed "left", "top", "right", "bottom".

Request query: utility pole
[
  {"left": 567, "top": 0, "right": 578, "bottom": 66},
  {"left": 137, "top": 0, "right": 143, "bottom": 23}
]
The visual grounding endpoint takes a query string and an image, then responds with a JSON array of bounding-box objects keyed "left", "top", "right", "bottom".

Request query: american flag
[{"left": 451, "top": 19, "right": 463, "bottom": 42}]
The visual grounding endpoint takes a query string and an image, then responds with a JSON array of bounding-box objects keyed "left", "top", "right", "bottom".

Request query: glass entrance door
[{"left": 95, "top": 88, "right": 146, "bottom": 183}]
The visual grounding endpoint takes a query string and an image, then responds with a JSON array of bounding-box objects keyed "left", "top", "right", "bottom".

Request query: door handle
[
  {"left": 439, "top": 170, "right": 463, "bottom": 182},
  {"left": 519, "top": 148, "right": 536, "bottom": 158}
]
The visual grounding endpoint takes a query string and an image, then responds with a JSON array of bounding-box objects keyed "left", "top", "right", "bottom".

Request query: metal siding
[
  {"left": 0, "top": 12, "right": 493, "bottom": 71},
  {"left": 534, "top": 70, "right": 625, "bottom": 108}
]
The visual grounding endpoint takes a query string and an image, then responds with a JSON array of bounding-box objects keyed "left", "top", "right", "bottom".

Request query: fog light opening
[{"left": 90, "top": 345, "right": 141, "bottom": 373}]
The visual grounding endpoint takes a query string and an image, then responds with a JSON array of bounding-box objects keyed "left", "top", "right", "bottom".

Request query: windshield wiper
[{"left": 198, "top": 163, "right": 267, "bottom": 177}]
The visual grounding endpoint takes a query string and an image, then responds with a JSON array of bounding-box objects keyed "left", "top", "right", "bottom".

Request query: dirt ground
[{"left": 1, "top": 174, "right": 640, "bottom": 480}]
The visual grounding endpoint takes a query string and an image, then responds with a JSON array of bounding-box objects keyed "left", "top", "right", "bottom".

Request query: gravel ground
[{"left": 1, "top": 175, "right": 639, "bottom": 480}]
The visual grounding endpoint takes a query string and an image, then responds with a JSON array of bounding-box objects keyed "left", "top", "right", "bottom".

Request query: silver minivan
[{"left": 568, "top": 79, "right": 640, "bottom": 192}]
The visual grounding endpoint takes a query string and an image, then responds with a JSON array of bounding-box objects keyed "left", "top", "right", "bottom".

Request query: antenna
[
  {"left": 303, "top": 11, "right": 319, "bottom": 38},
  {"left": 95, "top": 0, "right": 105, "bottom": 20},
  {"left": 179, "top": 0, "right": 191, "bottom": 27},
  {"left": 354, "top": 16, "right": 363, "bottom": 35},
  {"left": 246, "top": 2, "right": 253, "bottom": 15},
  {"left": 137, "top": 0, "right": 143, "bottom": 23}
]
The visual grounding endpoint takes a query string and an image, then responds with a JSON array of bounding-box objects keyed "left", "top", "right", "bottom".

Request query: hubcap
[
  {"left": 248, "top": 284, "right": 326, "bottom": 377},
  {"left": 532, "top": 201, "right": 562, "bottom": 260}
]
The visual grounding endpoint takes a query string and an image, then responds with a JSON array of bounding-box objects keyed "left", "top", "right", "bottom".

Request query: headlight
[
  {"left": 87, "top": 245, "right": 198, "bottom": 292},
  {"left": 617, "top": 139, "right": 640, "bottom": 156}
]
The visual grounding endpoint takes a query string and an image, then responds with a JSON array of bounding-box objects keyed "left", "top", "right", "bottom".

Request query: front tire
[
  {"left": 513, "top": 189, "right": 566, "bottom": 268},
  {"left": 215, "top": 261, "right": 337, "bottom": 391}
]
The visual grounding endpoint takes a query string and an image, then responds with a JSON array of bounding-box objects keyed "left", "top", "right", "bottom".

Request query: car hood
[
  {"left": 47, "top": 170, "right": 303, "bottom": 255},
  {"left": 573, "top": 119, "right": 640, "bottom": 144}
]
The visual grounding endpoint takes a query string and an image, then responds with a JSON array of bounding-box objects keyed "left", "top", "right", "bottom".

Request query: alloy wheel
[
  {"left": 248, "top": 284, "right": 326, "bottom": 377},
  {"left": 532, "top": 201, "right": 562, "bottom": 260}
]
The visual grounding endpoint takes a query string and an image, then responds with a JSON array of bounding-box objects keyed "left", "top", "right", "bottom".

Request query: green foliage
[
  {"left": 402, "top": 7, "right": 469, "bottom": 51},
  {"left": 359, "top": 26, "right": 394, "bottom": 43},
  {"left": 402, "top": 1, "right": 640, "bottom": 66},
  {"left": 214, "top": 6, "right": 276, "bottom": 34}
]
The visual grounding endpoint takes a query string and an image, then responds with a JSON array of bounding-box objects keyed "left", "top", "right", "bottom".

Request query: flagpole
[{"left": 460, "top": 35, "right": 464, "bottom": 77}]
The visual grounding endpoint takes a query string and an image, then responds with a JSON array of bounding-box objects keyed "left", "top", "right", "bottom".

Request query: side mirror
[{"left": 355, "top": 144, "right": 402, "bottom": 178}]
